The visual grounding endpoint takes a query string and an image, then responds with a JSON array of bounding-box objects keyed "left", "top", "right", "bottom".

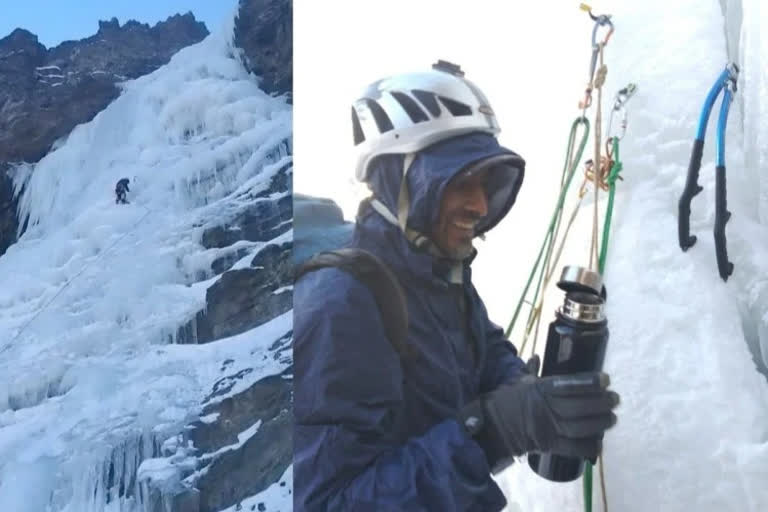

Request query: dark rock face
[
  {"left": 148, "top": 356, "right": 292, "bottom": 512},
  {"left": 203, "top": 159, "right": 292, "bottom": 254},
  {"left": 235, "top": 0, "right": 292, "bottom": 97},
  {"left": 201, "top": 196, "right": 292, "bottom": 250},
  {"left": 178, "top": 240, "right": 292, "bottom": 345},
  {"left": 0, "top": 15, "right": 209, "bottom": 256},
  {"left": 0, "top": 164, "right": 18, "bottom": 256},
  {"left": 186, "top": 372, "right": 292, "bottom": 512},
  {"left": 202, "top": 259, "right": 292, "bottom": 341},
  {"left": 202, "top": 196, "right": 293, "bottom": 248},
  {"left": 176, "top": 159, "right": 293, "bottom": 345},
  {"left": 196, "top": 407, "right": 291, "bottom": 512},
  {"left": 0, "top": 15, "right": 208, "bottom": 164},
  {"left": 165, "top": 143, "right": 293, "bottom": 509}
]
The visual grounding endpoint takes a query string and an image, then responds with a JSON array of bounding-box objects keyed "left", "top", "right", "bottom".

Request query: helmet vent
[
  {"left": 438, "top": 96, "right": 472, "bottom": 116},
  {"left": 390, "top": 91, "right": 429, "bottom": 123},
  {"left": 351, "top": 107, "right": 365, "bottom": 145},
  {"left": 366, "top": 99, "right": 395, "bottom": 133},
  {"left": 411, "top": 89, "right": 442, "bottom": 117}
]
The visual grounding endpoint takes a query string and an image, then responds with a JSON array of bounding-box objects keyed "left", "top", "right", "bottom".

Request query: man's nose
[{"left": 465, "top": 183, "right": 488, "bottom": 218}]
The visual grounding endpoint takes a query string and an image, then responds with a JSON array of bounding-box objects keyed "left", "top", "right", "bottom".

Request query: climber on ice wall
[{"left": 115, "top": 177, "right": 130, "bottom": 204}]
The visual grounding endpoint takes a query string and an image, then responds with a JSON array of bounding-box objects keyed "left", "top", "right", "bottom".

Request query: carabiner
[
  {"left": 579, "top": 5, "right": 615, "bottom": 110},
  {"left": 607, "top": 83, "right": 637, "bottom": 140}
]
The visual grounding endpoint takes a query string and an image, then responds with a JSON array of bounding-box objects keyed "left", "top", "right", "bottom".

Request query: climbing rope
[
  {"left": 504, "top": 5, "right": 635, "bottom": 512},
  {"left": 504, "top": 117, "right": 590, "bottom": 350},
  {"left": 599, "top": 138, "right": 624, "bottom": 269},
  {"left": 578, "top": 3, "right": 614, "bottom": 114},
  {"left": 525, "top": 118, "right": 589, "bottom": 358},
  {"left": 2, "top": 205, "right": 153, "bottom": 354},
  {"left": 589, "top": 42, "right": 607, "bottom": 271},
  {"left": 579, "top": 7, "right": 614, "bottom": 510}
]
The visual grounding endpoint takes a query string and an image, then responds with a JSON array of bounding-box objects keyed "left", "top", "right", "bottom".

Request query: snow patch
[
  {"left": 199, "top": 412, "right": 220, "bottom": 424},
  {"left": 201, "top": 420, "right": 261, "bottom": 461}
]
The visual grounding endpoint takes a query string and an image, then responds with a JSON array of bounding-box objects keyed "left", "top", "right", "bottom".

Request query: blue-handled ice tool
[{"left": 678, "top": 63, "right": 739, "bottom": 281}]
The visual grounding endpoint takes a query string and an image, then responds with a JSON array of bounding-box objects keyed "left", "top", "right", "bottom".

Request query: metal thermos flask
[{"left": 527, "top": 265, "right": 609, "bottom": 482}]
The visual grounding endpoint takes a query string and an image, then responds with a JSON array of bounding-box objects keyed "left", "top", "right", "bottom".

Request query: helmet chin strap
[
  {"left": 370, "top": 153, "right": 430, "bottom": 248},
  {"left": 396, "top": 153, "right": 415, "bottom": 232},
  {"left": 369, "top": 153, "right": 466, "bottom": 284}
]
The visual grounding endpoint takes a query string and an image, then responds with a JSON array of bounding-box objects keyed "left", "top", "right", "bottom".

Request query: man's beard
[{"left": 441, "top": 238, "right": 475, "bottom": 260}]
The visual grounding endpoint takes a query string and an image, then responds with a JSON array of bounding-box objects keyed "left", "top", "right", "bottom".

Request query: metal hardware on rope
[
  {"left": 579, "top": 4, "right": 614, "bottom": 112},
  {"left": 579, "top": 133, "right": 628, "bottom": 198},
  {"left": 581, "top": 7, "right": 618, "bottom": 512},
  {"left": 588, "top": 41, "right": 607, "bottom": 271},
  {"left": 677, "top": 62, "right": 739, "bottom": 281},
  {"left": 507, "top": 8, "right": 630, "bottom": 512},
  {"left": 607, "top": 83, "right": 638, "bottom": 140}
]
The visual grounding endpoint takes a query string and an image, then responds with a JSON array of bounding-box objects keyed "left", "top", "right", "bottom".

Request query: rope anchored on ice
[
  {"left": 606, "top": 83, "right": 637, "bottom": 141},
  {"left": 505, "top": 6, "right": 634, "bottom": 511},
  {"left": 2, "top": 205, "right": 153, "bottom": 354},
  {"left": 578, "top": 3, "right": 613, "bottom": 112},
  {"left": 678, "top": 62, "right": 739, "bottom": 281}
]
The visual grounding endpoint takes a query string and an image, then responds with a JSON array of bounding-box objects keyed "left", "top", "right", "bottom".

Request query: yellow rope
[
  {"left": 592, "top": 42, "right": 610, "bottom": 512},
  {"left": 599, "top": 454, "right": 608, "bottom": 512},
  {"left": 518, "top": 124, "right": 587, "bottom": 357}
]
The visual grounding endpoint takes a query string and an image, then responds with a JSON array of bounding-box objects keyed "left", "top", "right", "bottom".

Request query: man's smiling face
[{"left": 430, "top": 167, "right": 489, "bottom": 259}]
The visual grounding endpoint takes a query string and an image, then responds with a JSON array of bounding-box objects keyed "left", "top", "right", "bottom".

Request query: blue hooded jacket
[{"left": 294, "top": 133, "right": 527, "bottom": 511}]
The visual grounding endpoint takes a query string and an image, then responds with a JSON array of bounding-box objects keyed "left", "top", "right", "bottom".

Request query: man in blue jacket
[{"left": 294, "top": 61, "right": 620, "bottom": 511}]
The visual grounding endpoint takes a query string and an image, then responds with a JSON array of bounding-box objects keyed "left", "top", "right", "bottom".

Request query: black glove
[{"left": 460, "top": 370, "right": 619, "bottom": 474}]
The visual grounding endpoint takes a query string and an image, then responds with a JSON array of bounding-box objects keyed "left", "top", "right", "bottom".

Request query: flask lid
[{"left": 557, "top": 265, "right": 603, "bottom": 296}]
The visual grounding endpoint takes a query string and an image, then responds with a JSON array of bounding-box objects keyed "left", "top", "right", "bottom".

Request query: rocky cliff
[
  {"left": 0, "top": 1, "right": 294, "bottom": 510},
  {"left": 0, "top": 13, "right": 208, "bottom": 255},
  {"left": 162, "top": 153, "right": 293, "bottom": 512},
  {"left": 235, "top": 0, "right": 292, "bottom": 98}
]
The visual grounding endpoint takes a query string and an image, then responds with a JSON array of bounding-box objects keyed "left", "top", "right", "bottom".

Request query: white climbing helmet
[{"left": 352, "top": 60, "right": 501, "bottom": 182}]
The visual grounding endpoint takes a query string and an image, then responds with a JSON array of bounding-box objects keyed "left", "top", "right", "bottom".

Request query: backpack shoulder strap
[{"left": 296, "top": 248, "right": 411, "bottom": 359}]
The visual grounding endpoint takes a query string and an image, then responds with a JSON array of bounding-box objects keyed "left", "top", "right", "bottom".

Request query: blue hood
[
  {"left": 294, "top": 133, "right": 529, "bottom": 510},
  {"left": 365, "top": 132, "right": 525, "bottom": 238}
]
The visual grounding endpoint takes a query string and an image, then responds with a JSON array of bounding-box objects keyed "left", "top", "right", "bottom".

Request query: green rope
[
  {"left": 599, "top": 137, "right": 622, "bottom": 273},
  {"left": 504, "top": 120, "right": 623, "bottom": 512},
  {"left": 584, "top": 137, "right": 623, "bottom": 512},
  {"left": 584, "top": 465, "right": 593, "bottom": 512},
  {"left": 505, "top": 116, "right": 590, "bottom": 339}
]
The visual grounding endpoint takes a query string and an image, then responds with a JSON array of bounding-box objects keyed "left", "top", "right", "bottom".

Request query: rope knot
[
  {"left": 594, "top": 64, "right": 608, "bottom": 88},
  {"left": 607, "top": 161, "right": 623, "bottom": 185}
]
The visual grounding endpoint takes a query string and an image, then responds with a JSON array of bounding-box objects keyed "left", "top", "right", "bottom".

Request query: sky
[{"left": 0, "top": 0, "right": 239, "bottom": 48}]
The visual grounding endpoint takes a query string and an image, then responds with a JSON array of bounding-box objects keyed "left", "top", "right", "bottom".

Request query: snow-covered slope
[
  {"left": 499, "top": 1, "right": 768, "bottom": 511},
  {"left": 0, "top": 14, "right": 292, "bottom": 512}
]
